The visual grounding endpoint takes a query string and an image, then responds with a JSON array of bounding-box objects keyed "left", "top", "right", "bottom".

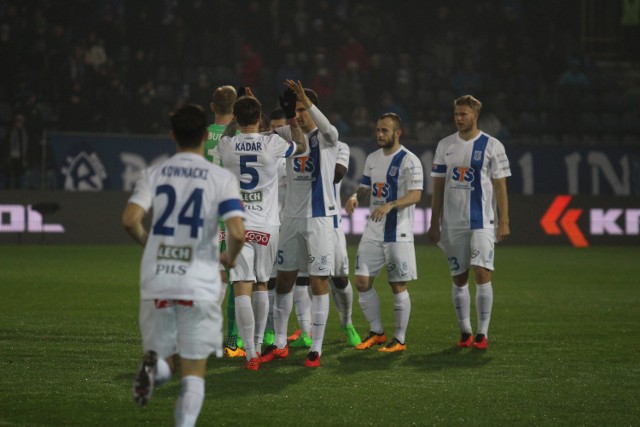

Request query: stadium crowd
[{"left": 0, "top": 0, "right": 639, "bottom": 188}]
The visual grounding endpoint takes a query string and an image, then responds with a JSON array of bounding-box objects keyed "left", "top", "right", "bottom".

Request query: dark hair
[
  {"left": 378, "top": 112, "right": 403, "bottom": 131},
  {"left": 269, "top": 108, "right": 286, "bottom": 121},
  {"left": 303, "top": 88, "right": 319, "bottom": 107},
  {"left": 233, "top": 96, "right": 262, "bottom": 127},
  {"left": 170, "top": 104, "right": 208, "bottom": 148}
]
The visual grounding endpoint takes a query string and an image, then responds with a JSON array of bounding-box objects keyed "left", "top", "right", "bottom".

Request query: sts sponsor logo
[
  {"left": 451, "top": 166, "right": 475, "bottom": 183},
  {"left": 293, "top": 157, "right": 315, "bottom": 174},
  {"left": 61, "top": 144, "right": 108, "bottom": 190},
  {"left": 372, "top": 182, "right": 390, "bottom": 198}
]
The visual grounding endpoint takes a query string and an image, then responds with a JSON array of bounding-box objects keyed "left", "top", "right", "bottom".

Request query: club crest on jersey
[
  {"left": 310, "top": 134, "right": 319, "bottom": 148},
  {"left": 389, "top": 166, "right": 398, "bottom": 177},
  {"left": 372, "top": 182, "right": 390, "bottom": 198},
  {"left": 474, "top": 151, "right": 482, "bottom": 161}
]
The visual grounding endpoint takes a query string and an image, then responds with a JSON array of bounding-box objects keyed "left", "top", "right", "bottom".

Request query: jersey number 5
[{"left": 152, "top": 185, "right": 204, "bottom": 238}]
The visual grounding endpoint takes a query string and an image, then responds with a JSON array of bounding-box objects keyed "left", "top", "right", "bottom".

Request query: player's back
[
  {"left": 217, "top": 132, "right": 294, "bottom": 227},
  {"left": 134, "top": 152, "right": 241, "bottom": 300}
]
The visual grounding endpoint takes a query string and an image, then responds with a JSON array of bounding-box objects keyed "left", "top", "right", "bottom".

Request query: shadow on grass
[
  {"left": 117, "top": 346, "right": 318, "bottom": 401},
  {"left": 403, "top": 345, "right": 493, "bottom": 372}
]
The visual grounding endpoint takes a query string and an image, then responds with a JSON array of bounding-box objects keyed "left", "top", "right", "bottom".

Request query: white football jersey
[
  {"left": 431, "top": 131, "right": 511, "bottom": 230},
  {"left": 129, "top": 152, "right": 244, "bottom": 301},
  {"left": 276, "top": 157, "right": 287, "bottom": 223},
  {"left": 275, "top": 105, "right": 339, "bottom": 218},
  {"left": 217, "top": 132, "right": 295, "bottom": 227},
  {"left": 359, "top": 146, "right": 423, "bottom": 242}
]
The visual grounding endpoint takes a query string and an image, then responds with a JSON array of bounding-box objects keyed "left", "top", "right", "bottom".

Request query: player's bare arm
[
  {"left": 289, "top": 120, "right": 307, "bottom": 155},
  {"left": 122, "top": 203, "right": 148, "bottom": 246},
  {"left": 493, "top": 177, "right": 510, "bottom": 242},
  {"left": 370, "top": 189, "right": 422, "bottom": 222},
  {"left": 345, "top": 187, "right": 371, "bottom": 214},
  {"left": 427, "top": 177, "right": 446, "bottom": 243},
  {"left": 334, "top": 164, "right": 347, "bottom": 184},
  {"left": 220, "top": 216, "right": 245, "bottom": 269},
  {"left": 285, "top": 79, "right": 311, "bottom": 108}
]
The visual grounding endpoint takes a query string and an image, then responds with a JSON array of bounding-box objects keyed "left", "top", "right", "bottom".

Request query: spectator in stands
[{"left": 2, "top": 114, "right": 30, "bottom": 189}]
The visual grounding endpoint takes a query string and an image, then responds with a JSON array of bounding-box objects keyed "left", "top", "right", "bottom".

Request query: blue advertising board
[{"left": 49, "top": 132, "right": 640, "bottom": 195}]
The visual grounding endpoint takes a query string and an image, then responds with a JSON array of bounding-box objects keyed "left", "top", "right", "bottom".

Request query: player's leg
[
  {"left": 264, "top": 271, "right": 277, "bottom": 346},
  {"left": 262, "top": 219, "right": 299, "bottom": 361},
  {"left": 354, "top": 238, "right": 387, "bottom": 350},
  {"left": 173, "top": 300, "right": 221, "bottom": 426},
  {"left": 378, "top": 242, "right": 417, "bottom": 352},
  {"left": 330, "top": 226, "right": 361, "bottom": 345},
  {"left": 251, "top": 231, "right": 277, "bottom": 356},
  {"left": 470, "top": 229, "right": 496, "bottom": 349},
  {"left": 290, "top": 272, "right": 312, "bottom": 347},
  {"left": 134, "top": 300, "right": 178, "bottom": 407},
  {"left": 304, "top": 217, "right": 335, "bottom": 367},
  {"left": 221, "top": 236, "right": 243, "bottom": 356},
  {"left": 174, "top": 359, "right": 207, "bottom": 427},
  {"left": 440, "top": 229, "right": 473, "bottom": 347}
]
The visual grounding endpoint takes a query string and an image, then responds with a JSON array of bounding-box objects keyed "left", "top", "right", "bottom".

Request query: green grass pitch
[{"left": 1, "top": 244, "right": 638, "bottom": 426}]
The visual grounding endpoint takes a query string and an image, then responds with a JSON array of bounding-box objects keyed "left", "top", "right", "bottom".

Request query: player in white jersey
[
  {"left": 345, "top": 113, "right": 423, "bottom": 353},
  {"left": 261, "top": 80, "right": 340, "bottom": 368},
  {"left": 427, "top": 95, "right": 511, "bottom": 350},
  {"left": 217, "top": 94, "right": 306, "bottom": 370},
  {"left": 264, "top": 109, "right": 288, "bottom": 346},
  {"left": 329, "top": 141, "right": 362, "bottom": 346},
  {"left": 122, "top": 104, "right": 245, "bottom": 425},
  {"left": 286, "top": 141, "right": 363, "bottom": 349}
]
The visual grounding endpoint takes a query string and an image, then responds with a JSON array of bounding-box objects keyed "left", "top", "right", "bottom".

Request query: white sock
[
  {"left": 155, "top": 357, "right": 172, "bottom": 387},
  {"left": 216, "top": 283, "right": 227, "bottom": 307},
  {"left": 333, "top": 281, "right": 354, "bottom": 327},
  {"left": 358, "top": 288, "right": 383, "bottom": 334},
  {"left": 252, "top": 290, "right": 269, "bottom": 354},
  {"left": 310, "top": 293, "right": 329, "bottom": 355},
  {"left": 393, "top": 290, "right": 411, "bottom": 343},
  {"left": 274, "top": 291, "right": 293, "bottom": 348},
  {"left": 235, "top": 295, "right": 256, "bottom": 359},
  {"left": 174, "top": 375, "right": 204, "bottom": 427},
  {"left": 452, "top": 283, "right": 472, "bottom": 334},
  {"left": 293, "top": 285, "right": 312, "bottom": 336},
  {"left": 266, "top": 288, "right": 276, "bottom": 330},
  {"left": 476, "top": 282, "right": 493, "bottom": 337}
]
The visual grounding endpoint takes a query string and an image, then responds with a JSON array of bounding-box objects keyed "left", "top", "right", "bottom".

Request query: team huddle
[{"left": 121, "top": 83, "right": 510, "bottom": 426}]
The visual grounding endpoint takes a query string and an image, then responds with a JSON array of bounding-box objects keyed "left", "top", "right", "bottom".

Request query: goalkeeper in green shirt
[{"left": 205, "top": 85, "right": 245, "bottom": 358}]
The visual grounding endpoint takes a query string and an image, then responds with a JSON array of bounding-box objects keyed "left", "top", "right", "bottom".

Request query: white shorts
[
  {"left": 437, "top": 228, "right": 496, "bottom": 276},
  {"left": 139, "top": 299, "right": 223, "bottom": 360},
  {"left": 278, "top": 217, "right": 335, "bottom": 276},
  {"left": 355, "top": 237, "right": 417, "bottom": 282},
  {"left": 229, "top": 227, "right": 278, "bottom": 283},
  {"left": 333, "top": 226, "right": 349, "bottom": 277}
]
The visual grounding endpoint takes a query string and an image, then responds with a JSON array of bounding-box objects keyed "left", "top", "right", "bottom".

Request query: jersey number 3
[{"left": 152, "top": 185, "right": 204, "bottom": 238}]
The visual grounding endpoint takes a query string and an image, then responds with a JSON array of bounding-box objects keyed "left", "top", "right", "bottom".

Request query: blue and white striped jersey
[
  {"left": 359, "top": 146, "right": 423, "bottom": 242},
  {"left": 431, "top": 131, "right": 511, "bottom": 230}
]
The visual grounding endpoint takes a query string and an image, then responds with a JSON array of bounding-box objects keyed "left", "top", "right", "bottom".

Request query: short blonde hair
[
  {"left": 454, "top": 95, "right": 482, "bottom": 114},
  {"left": 211, "top": 85, "right": 237, "bottom": 115}
]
